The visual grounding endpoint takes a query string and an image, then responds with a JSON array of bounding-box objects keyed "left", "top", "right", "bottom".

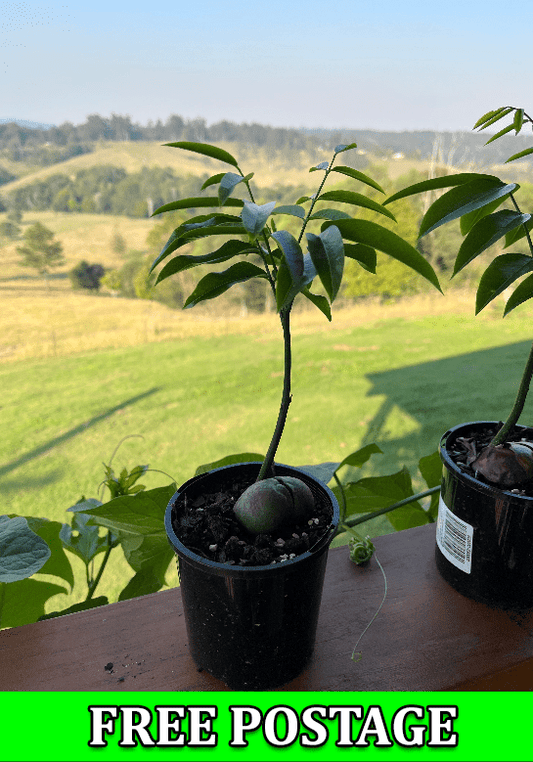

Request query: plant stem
[
  {"left": 491, "top": 339, "right": 533, "bottom": 446},
  {"left": 341, "top": 486, "right": 440, "bottom": 530},
  {"left": 85, "top": 533, "right": 115, "bottom": 602},
  {"left": 297, "top": 153, "right": 338, "bottom": 245},
  {"left": 256, "top": 306, "right": 292, "bottom": 481},
  {"left": 488, "top": 192, "right": 533, "bottom": 446}
]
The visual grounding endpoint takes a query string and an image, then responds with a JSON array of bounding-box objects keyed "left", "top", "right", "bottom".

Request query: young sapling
[{"left": 150, "top": 140, "right": 441, "bottom": 550}]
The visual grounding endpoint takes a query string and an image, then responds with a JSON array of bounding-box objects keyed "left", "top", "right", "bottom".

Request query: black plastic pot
[
  {"left": 165, "top": 462, "right": 339, "bottom": 689},
  {"left": 437, "top": 421, "right": 533, "bottom": 609}
]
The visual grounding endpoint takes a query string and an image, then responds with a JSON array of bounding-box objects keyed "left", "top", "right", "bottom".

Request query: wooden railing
[{"left": 2, "top": 523, "right": 532, "bottom": 691}]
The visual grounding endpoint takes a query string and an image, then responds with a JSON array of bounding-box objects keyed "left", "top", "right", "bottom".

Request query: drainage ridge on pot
[
  {"left": 165, "top": 462, "right": 340, "bottom": 689},
  {"left": 437, "top": 421, "right": 533, "bottom": 609}
]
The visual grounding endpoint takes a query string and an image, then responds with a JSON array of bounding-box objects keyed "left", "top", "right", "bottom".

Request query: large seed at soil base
[
  {"left": 472, "top": 442, "right": 533, "bottom": 487},
  {"left": 233, "top": 476, "right": 315, "bottom": 534}
]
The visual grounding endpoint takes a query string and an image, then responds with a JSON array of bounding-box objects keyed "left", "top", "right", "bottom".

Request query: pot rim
[
  {"left": 440, "top": 420, "right": 533, "bottom": 502},
  {"left": 164, "top": 461, "right": 340, "bottom": 575}
]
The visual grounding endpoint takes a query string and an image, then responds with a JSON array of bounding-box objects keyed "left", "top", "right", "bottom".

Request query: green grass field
[{"left": 2, "top": 287, "right": 533, "bottom": 609}]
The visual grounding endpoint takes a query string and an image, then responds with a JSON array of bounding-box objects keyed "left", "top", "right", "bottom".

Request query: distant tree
[
  {"left": 16, "top": 222, "right": 65, "bottom": 286},
  {"left": 0, "top": 220, "right": 21, "bottom": 241},
  {"left": 7, "top": 209, "right": 23, "bottom": 224},
  {"left": 69, "top": 261, "right": 105, "bottom": 291},
  {"left": 110, "top": 230, "right": 127, "bottom": 257}
]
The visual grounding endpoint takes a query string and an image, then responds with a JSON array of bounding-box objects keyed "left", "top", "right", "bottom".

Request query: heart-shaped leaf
[{"left": 0, "top": 515, "right": 51, "bottom": 583}]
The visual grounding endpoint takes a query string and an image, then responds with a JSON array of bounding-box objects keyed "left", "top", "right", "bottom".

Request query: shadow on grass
[
  {"left": 360, "top": 340, "right": 533, "bottom": 472},
  {"left": 0, "top": 387, "right": 161, "bottom": 479}
]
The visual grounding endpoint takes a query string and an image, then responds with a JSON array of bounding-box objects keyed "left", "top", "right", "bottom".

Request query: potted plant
[
  {"left": 384, "top": 106, "right": 533, "bottom": 609},
  {"left": 152, "top": 139, "right": 442, "bottom": 688}
]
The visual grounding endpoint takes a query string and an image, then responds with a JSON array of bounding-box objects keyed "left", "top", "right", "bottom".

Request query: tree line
[
  {"left": 0, "top": 164, "right": 309, "bottom": 218},
  {"left": 0, "top": 114, "right": 323, "bottom": 170},
  {"left": 2, "top": 113, "right": 533, "bottom": 176}
]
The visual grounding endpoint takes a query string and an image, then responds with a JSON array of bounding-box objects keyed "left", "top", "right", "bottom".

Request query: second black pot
[
  {"left": 437, "top": 421, "right": 533, "bottom": 609},
  {"left": 165, "top": 462, "right": 339, "bottom": 689}
]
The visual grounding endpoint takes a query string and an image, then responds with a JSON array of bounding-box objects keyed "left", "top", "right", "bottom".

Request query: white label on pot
[{"left": 436, "top": 495, "right": 473, "bottom": 574}]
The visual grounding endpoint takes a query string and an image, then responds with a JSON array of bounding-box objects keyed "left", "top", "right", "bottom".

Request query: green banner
[{"left": 0, "top": 691, "right": 530, "bottom": 761}]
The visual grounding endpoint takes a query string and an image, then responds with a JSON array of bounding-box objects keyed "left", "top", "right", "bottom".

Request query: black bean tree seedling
[
  {"left": 149, "top": 140, "right": 442, "bottom": 530},
  {"left": 384, "top": 105, "right": 533, "bottom": 487}
]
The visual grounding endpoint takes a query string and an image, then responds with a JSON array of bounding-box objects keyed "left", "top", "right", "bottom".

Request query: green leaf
[
  {"left": 473, "top": 107, "right": 511, "bottom": 129},
  {"left": 0, "top": 515, "right": 51, "bottom": 583},
  {"left": 155, "top": 240, "right": 258, "bottom": 285},
  {"left": 336, "top": 443, "right": 384, "bottom": 474},
  {"left": 306, "top": 225, "right": 344, "bottom": 302},
  {"left": 506, "top": 147, "right": 533, "bottom": 164},
  {"left": 296, "top": 196, "right": 312, "bottom": 204},
  {"left": 335, "top": 143, "right": 358, "bottom": 153},
  {"left": 474, "top": 107, "right": 514, "bottom": 131},
  {"left": 319, "top": 190, "right": 396, "bottom": 221},
  {"left": 0, "top": 578, "right": 66, "bottom": 628},
  {"left": 272, "top": 230, "right": 304, "bottom": 281},
  {"left": 514, "top": 108, "right": 524, "bottom": 134},
  {"left": 78, "top": 484, "right": 176, "bottom": 537},
  {"left": 59, "top": 512, "right": 109, "bottom": 566},
  {"left": 323, "top": 218, "right": 441, "bottom": 291},
  {"left": 476, "top": 253, "right": 533, "bottom": 313},
  {"left": 67, "top": 498, "right": 102, "bottom": 513},
  {"left": 341, "top": 468, "right": 429, "bottom": 531},
  {"left": 419, "top": 180, "right": 517, "bottom": 238},
  {"left": 201, "top": 172, "right": 226, "bottom": 190},
  {"left": 184, "top": 262, "right": 267, "bottom": 308},
  {"left": 150, "top": 222, "right": 248, "bottom": 272},
  {"left": 418, "top": 450, "right": 442, "bottom": 521},
  {"left": 163, "top": 141, "right": 240, "bottom": 169},
  {"left": 118, "top": 566, "right": 169, "bottom": 602},
  {"left": 418, "top": 451, "right": 442, "bottom": 489},
  {"left": 296, "top": 462, "right": 341, "bottom": 484},
  {"left": 384, "top": 173, "right": 502, "bottom": 206},
  {"left": 152, "top": 196, "right": 244, "bottom": 217},
  {"left": 310, "top": 161, "right": 329, "bottom": 171},
  {"left": 504, "top": 272, "right": 533, "bottom": 315},
  {"left": 505, "top": 216, "right": 533, "bottom": 247},
  {"left": 460, "top": 196, "right": 507, "bottom": 236},
  {"left": 275, "top": 253, "right": 316, "bottom": 312},
  {"left": 331, "top": 166, "right": 385, "bottom": 193},
  {"left": 308, "top": 208, "right": 352, "bottom": 221},
  {"left": 300, "top": 288, "right": 332, "bottom": 320},
  {"left": 241, "top": 200, "right": 276, "bottom": 235},
  {"left": 484, "top": 123, "right": 514, "bottom": 145},
  {"left": 453, "top": 210, "right": 530, "bottom": 276},
  {"left": 271, "top": 205, "right": 306, "bottom": 219},
  {"left": 26, "top": 517, "right": 74, "bottom": 588},
  {"left": 195, "top": 453, "right": 265, "bottom": 475},
  {"left": 218, "top": 172, "right": 246, "bottom": 205},
  {"left": 119, "top": 533, "right": 173, "bottom": 580},
  {"left": 344, "top": 243, "right": 377, "bottom": 273}
]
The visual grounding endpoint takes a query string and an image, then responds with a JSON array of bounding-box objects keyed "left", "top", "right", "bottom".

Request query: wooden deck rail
[{"left": 2, "top": 523, "right": 533, "bottom": 691}]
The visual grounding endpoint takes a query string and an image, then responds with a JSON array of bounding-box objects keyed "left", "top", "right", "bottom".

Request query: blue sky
[{"left": 1, "top": 0, "right": 532, "bottom": 131}]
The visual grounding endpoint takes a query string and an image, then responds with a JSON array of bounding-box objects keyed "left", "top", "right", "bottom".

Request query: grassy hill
[{"left": 0, "top": 137, "right": 458, "bottom": 196}]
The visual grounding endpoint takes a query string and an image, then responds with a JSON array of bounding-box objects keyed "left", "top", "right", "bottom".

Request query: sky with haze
[{"left": 1, "top": 0, "right": 531, "bottom": 132}]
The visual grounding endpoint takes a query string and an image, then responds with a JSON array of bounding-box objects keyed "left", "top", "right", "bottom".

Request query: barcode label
[{"left": 436, "top": 495, "right": 473, "bottom": 574}]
